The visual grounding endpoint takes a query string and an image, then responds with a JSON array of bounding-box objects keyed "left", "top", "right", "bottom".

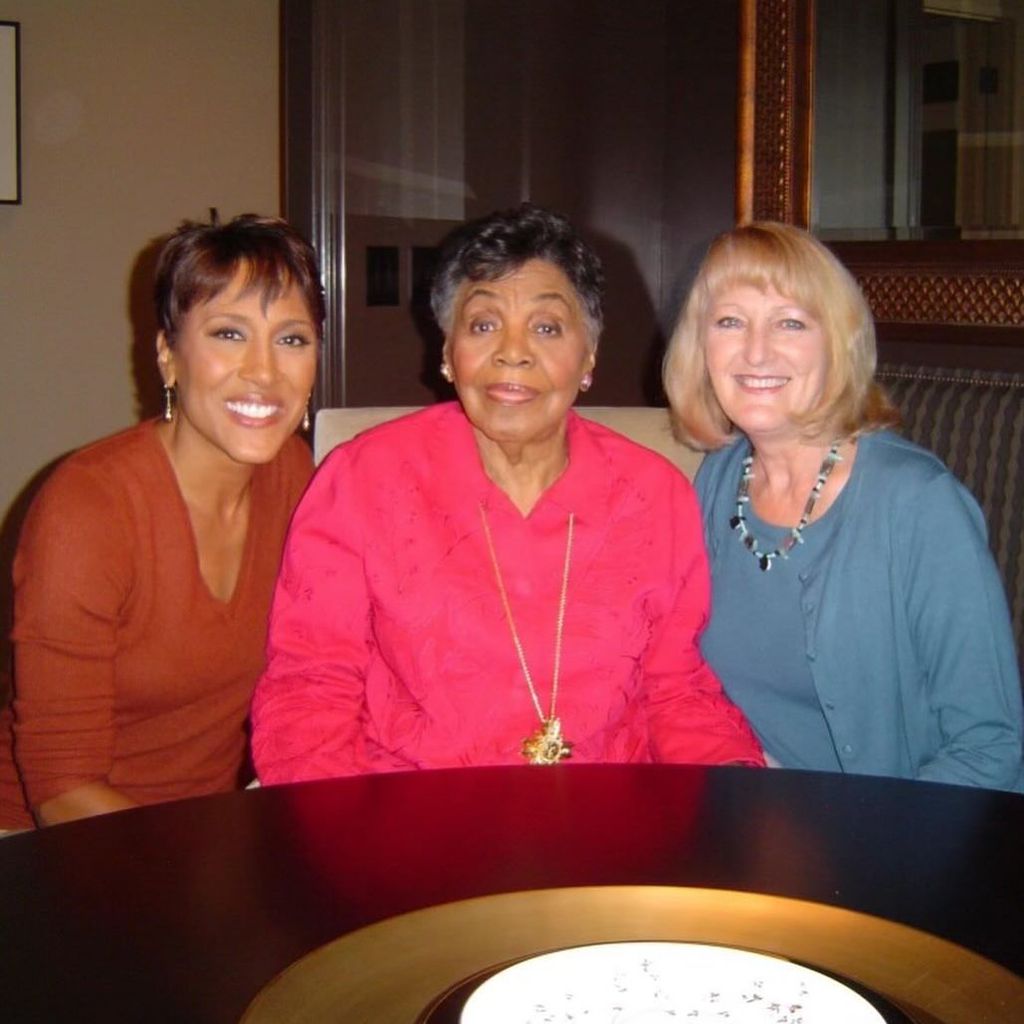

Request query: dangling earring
[
  {"left": 301, "top": 399, "right": 311, "bottom": 432},
  {"left": 440, "top": 362, "right": 454, "bottom": 383},
  {"left": 580, "top": 372, "right": 593, "bottom": 393},
  {"left": 162, "top": 383, "right": 175, "bottom": 422}
]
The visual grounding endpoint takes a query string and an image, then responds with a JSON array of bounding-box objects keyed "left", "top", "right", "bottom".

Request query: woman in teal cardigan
[{"left": 664, "top": 222, "right": 1022, "bottom": 791}]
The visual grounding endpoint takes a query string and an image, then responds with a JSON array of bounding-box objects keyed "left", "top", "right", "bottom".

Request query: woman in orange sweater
[{"left": 0, "top": 214, "right": 320, "bottom": 827}]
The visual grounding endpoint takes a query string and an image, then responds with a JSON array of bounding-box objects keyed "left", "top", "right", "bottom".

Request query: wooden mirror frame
[{"left": 736, "top": 0, "right": 1024, "bottom": 354}]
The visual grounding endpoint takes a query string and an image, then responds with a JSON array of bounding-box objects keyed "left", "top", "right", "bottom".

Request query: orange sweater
[{"left": 0, "top": 421, "right": 311, "bottom": 828}]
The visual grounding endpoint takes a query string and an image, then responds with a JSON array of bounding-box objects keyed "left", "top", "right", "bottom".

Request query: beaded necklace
[{"left": 730, "top": 441, "right": 842, "bottom": 572}]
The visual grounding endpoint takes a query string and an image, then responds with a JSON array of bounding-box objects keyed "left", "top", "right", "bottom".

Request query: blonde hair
[{"left": 663, "top": 222, "right": 898, "bottom": 450}]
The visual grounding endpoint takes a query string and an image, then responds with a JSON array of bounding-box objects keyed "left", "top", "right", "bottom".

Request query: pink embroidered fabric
[{"left": 251, "top": 404, "right": 763, "bottom": 780}]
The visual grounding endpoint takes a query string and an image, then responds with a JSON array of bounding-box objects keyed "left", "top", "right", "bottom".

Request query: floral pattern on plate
[{"left": 460, "top": 941, "right": 885, "bottom": 1023}]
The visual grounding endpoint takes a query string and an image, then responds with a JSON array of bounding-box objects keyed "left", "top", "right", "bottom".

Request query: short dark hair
[
  {"left": 154, "top": 214, "right": 325, "bottom": 343},
  {"left": 430, "top": 203, "right": 604, "bottom": 342}
]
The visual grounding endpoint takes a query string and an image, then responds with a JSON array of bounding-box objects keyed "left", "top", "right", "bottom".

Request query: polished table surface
[{"left": 0, "top": 764, "right": 1021, "bottom": 1022}]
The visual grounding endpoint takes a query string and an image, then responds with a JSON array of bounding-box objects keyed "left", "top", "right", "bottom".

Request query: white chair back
[{"left": 314, "top": 405, "right": 704, "bottom": 479}]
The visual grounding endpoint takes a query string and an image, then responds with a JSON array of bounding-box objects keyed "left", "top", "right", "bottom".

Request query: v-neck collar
[
  {"left": 427, "top": 403, "right": 616, "bottom": 528},
  {"left": 148, "top": 420, "right": 260, "bottom": 610}
]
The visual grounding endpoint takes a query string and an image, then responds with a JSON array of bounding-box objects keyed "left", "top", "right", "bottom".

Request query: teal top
[
  {"left": 701, "top": 474, "right": 847, "bottom": 770},
  {"left": 695, "top": 430, "right": 1023, "bottom": 791}
]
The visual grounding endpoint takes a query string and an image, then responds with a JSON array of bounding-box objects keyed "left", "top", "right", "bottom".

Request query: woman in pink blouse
[{"left": 251, "top": 204, "right": 762, "bottom": 780}]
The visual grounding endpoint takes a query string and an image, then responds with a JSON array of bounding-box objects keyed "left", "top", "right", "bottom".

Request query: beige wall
[{"left": 0, "top": 0, "right": 280, "bottom": 668}]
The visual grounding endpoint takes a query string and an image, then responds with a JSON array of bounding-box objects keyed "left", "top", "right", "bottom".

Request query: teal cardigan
[{"left": 696, "top": 430, "right": 1023, "bottom": 791}]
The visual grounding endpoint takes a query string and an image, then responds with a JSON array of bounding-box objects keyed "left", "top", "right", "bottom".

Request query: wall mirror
[
  {"left": 815, "top": 0, "right": 1024, "bottom": 241},
  {"left": 738, "top": 0, "right": 1023, "bottom": 362}
]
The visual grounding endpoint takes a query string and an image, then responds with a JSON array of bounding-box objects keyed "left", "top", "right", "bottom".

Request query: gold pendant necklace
[{"left": 479, "top": 504, "right": 575, "bottom": 765}]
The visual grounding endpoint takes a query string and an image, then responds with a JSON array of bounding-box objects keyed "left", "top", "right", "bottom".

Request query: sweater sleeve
[
  {"left": 642, "top": 473, "right": 765, "bottom": 767},
  {"left": 12, "top": 462, "right": 132, "bottom": 806},
  {"left": 899, "top": 473, "right": 1023, "bottom": 789},
  {"left": 251, "top": 449, "right": 407, "bottom": 783}
]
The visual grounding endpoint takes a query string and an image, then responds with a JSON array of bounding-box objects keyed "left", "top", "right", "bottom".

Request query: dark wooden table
[{"left": 1, "top": 764, "right": 1021, "bottom": 1022}]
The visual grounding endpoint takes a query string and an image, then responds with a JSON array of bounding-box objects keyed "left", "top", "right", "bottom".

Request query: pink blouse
[{"left": 251, "top": 404, "right": 762, "bottom": 781}]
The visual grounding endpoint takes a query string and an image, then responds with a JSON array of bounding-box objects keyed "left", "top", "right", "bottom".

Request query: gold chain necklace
[{"left": 478, "top": 504, "right": 574, "bottom": 765}]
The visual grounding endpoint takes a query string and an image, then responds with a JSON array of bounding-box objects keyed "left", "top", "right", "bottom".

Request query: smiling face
[
  {"left": 446, "top": 258, "right": 595, "bottom": 456},
  {"left": 156, "top": 265, "right": 318, "bottom": 469},
  {"left": 704, "top": 284, "right": 829, "bottom": 446}
]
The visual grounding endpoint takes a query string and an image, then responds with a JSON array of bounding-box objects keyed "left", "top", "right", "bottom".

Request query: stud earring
[
  {"left": 440, "top": 363, "right": 454, "bottom": 383},
  {"left": 162, "top": 384, "right": 175, "bottom": 422},
  {"left": 580, "top": 372, "right": 593, "bottom": 393},
  {"left": 301, "top": 399, "right": 311, "bottom": 432}
]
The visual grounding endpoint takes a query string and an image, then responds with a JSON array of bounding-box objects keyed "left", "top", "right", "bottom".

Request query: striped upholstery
[{"left": 876, "top": 364, "right": 1024, "bottom": 673}]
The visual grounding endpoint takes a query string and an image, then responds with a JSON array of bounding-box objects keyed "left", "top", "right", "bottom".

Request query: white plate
[{"left": 460, "top": 941, "right": 886, "bottom": 1024}]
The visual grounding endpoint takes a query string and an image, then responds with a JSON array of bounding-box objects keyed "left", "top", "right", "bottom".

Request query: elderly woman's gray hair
[{"left": 430, "top": 203, "right": 605, "bottom": 343}]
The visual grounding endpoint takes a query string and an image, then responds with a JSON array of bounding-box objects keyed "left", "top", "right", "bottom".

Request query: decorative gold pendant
[{"left": 522, "top": 717, "right": 573, "bottom": 765}]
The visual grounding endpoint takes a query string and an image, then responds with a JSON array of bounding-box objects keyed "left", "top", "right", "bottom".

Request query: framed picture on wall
[{"left": 1, "top": 21, "right": 21, "bottom": 205}]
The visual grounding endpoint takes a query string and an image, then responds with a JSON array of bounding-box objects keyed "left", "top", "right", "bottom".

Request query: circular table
[{"left": 0, "top": 764, "right": 1021, "bottom": 1022}]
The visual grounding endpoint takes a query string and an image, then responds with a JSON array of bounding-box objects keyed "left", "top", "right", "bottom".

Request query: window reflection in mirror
[{"left": 813, "top": 0, "right": 1024, "bottom": 240}]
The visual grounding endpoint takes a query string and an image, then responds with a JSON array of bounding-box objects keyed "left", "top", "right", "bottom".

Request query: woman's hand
[{"left": 35, "top": 783, "right": 138, "bottom": 826}]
